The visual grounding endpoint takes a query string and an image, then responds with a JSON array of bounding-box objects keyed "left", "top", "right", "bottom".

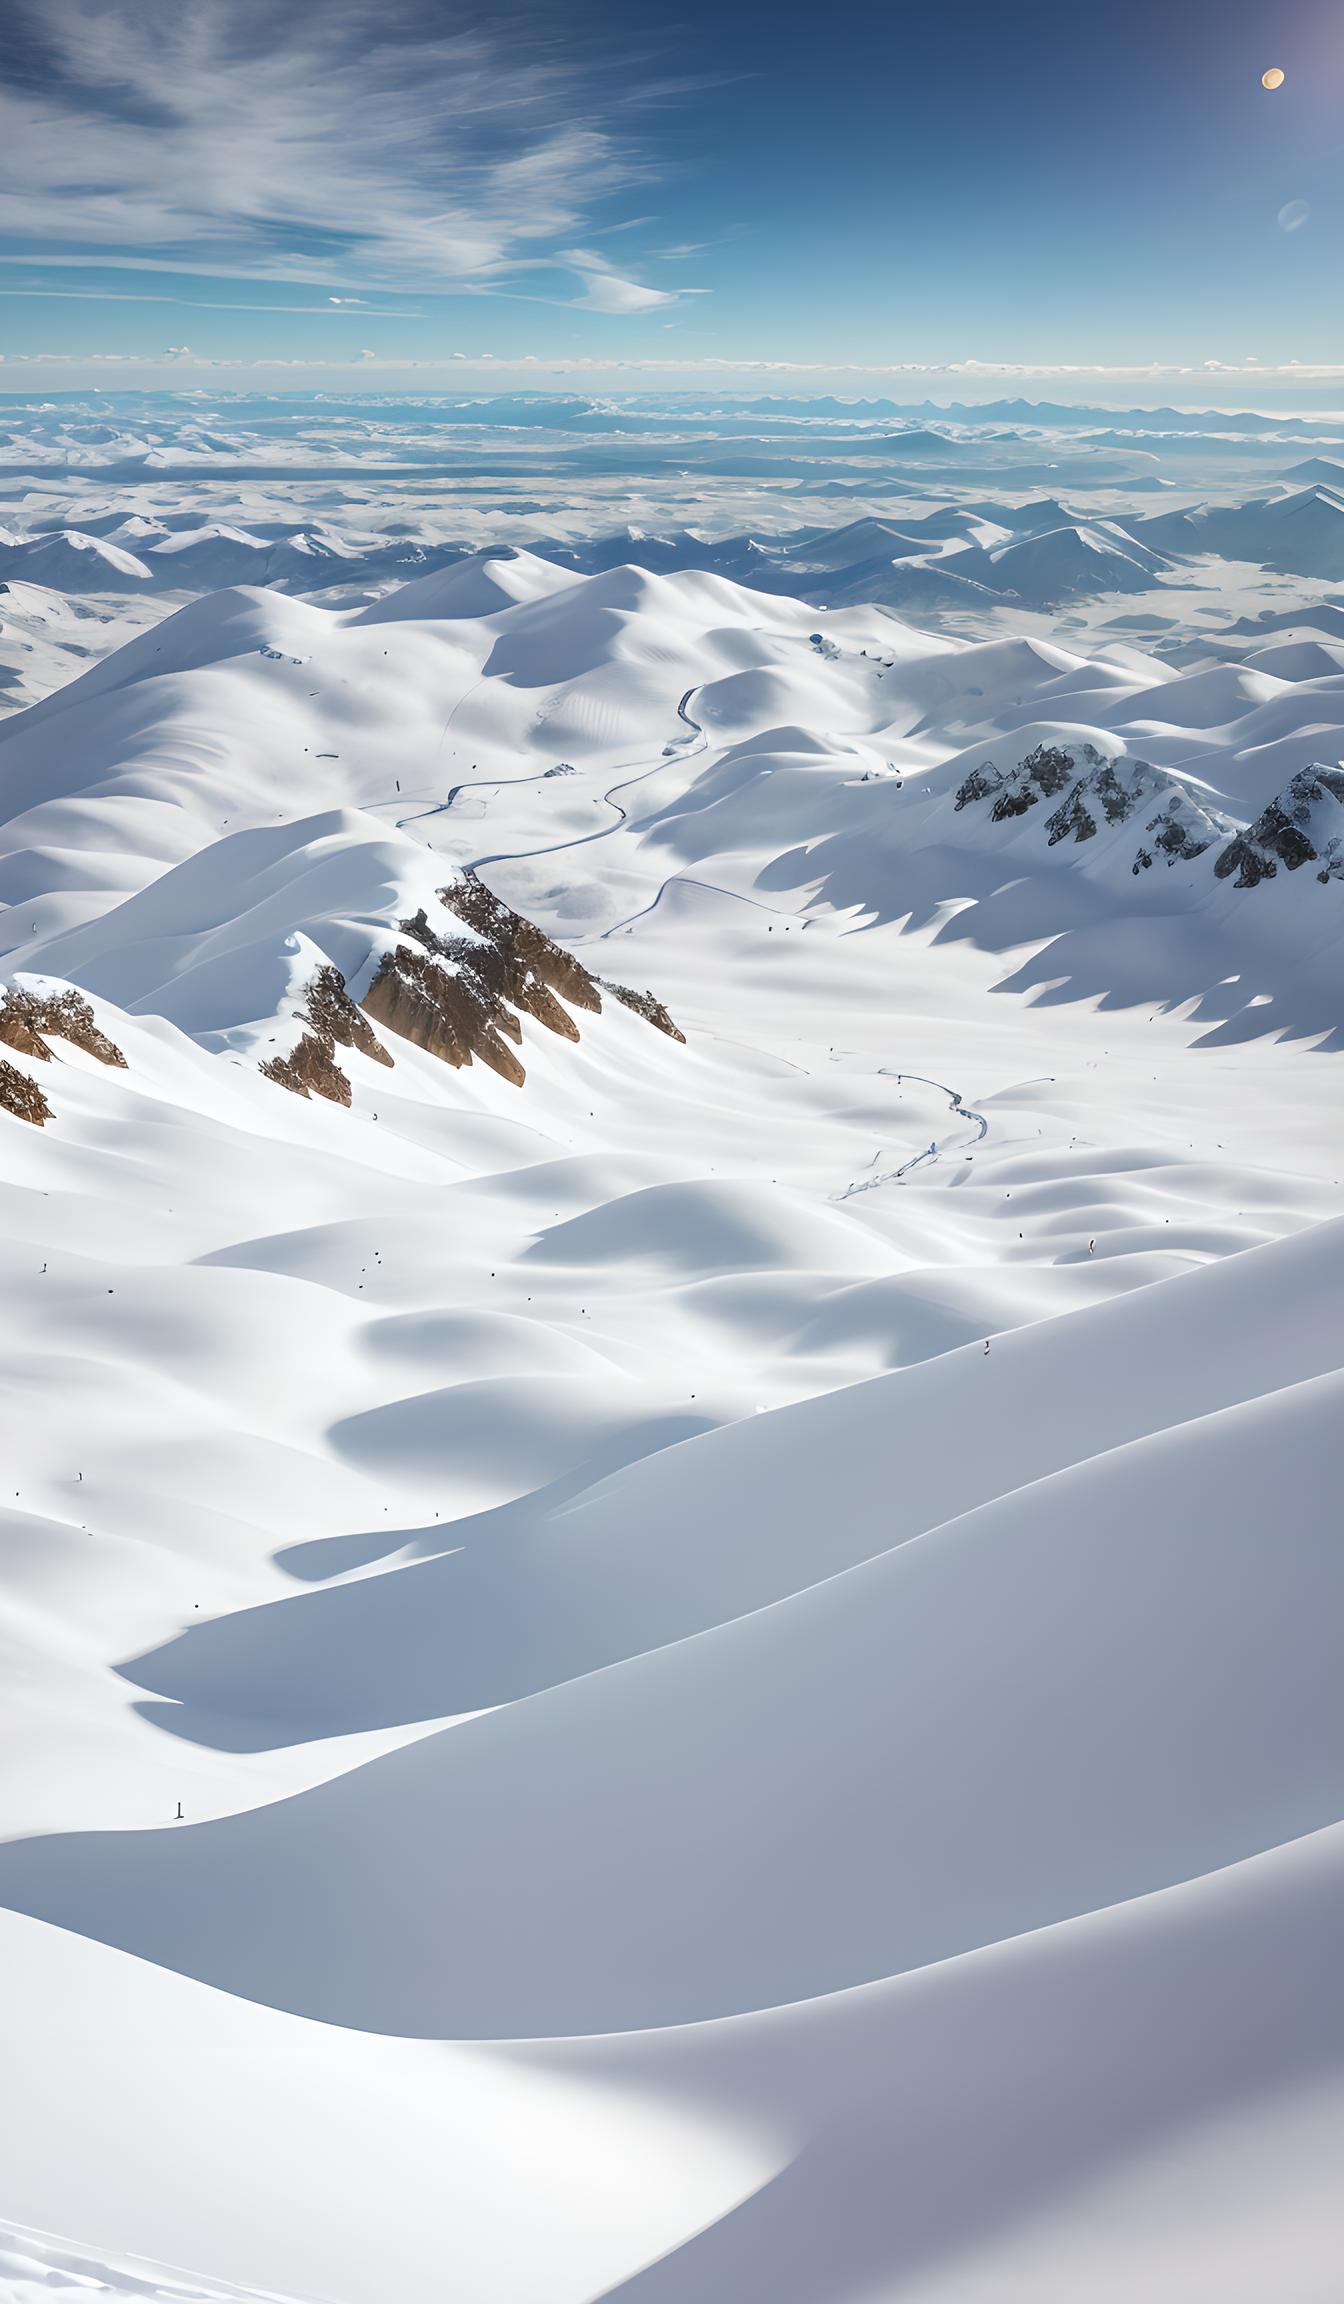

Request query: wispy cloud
[
  {"left": 0, "top": 284, "right": 426, "bottom": 315},
  {"left": 560, "top": 250, "right": 678, "bottom": 314},
  {"left": 0, "top": 0, "right": 699, "bottom": 312}
]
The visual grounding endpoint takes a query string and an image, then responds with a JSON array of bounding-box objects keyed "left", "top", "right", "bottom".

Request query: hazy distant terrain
[{"left": 4, "top": 391, "right": 1344, "bottom": 710}]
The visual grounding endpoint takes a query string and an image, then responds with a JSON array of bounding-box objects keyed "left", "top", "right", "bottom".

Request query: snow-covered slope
[
  {"left": 0, "top": 550, "right": 1339, "bottom": 2303},
  {"left": 946, "top": 516, "right": 1177, "bottom": 602},
  {"left": 1140, "top": 482, "right": 1344, "bottom": 580},
  {"left": 0, "top": 528, "right": 153, "bottom": 592}
]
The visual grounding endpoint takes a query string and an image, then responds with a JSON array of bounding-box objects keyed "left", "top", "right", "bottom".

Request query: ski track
[
  {"left": 466, "top": 686, "right": 706, "bottom": 872},
  {"left": 836, "top": 1071, "right": 991, "bottom": 1198}
]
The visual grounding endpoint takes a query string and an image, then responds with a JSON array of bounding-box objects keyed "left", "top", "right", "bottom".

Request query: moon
[{"left": 1261, "top": 66, "right": 1285, "bottom": 89}]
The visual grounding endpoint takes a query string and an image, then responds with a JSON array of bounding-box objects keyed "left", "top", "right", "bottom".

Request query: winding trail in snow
[
  {"left": 417, "top": 686, "right": 984, "bottom": 1216},
  {"left": 394, "top": 668, "right": 995, "bottom": 1198},
  {"left": 394, "top": 767, "right": 554, "bottom": 834},
  {"left": 377, "top": 677, "right": 989, "bottom": 1206},
  {"left": 836, "top": 1071, "right": 989, "bottom": 1200},
  {"left": 596, "top": 871, "right": 799, "bottom": 941},
  {"left": 464, "top": 686, "right": 706, "bottom": 874},
  {"left": 362, "top": 687, "right": 703, "bottom": 853}
]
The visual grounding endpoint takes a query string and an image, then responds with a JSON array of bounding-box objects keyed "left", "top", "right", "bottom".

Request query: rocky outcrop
[
  {"left": 305, "top": 962, "right": 394, "bottom": 1069},
  {"left": 953, "top": 742, "right": 1229, "bottom": 876},
  {"left": 362, "top": 874, "right": 683, "bottom": 1087},
  {"left": 260, "top": 874, "right": 683, "bottom": 1102},
  {"left": 953, "top": 741, "right": 1344, "bottom": 898},
  {"left": 260, "top": 1032, "right": 355, "bottom": 1106},
  {"left": 950, "top": 762, "right": 1001, "bottom": 812},
  {"left": 0, "top": 1057, "right": 51, "bottom": 1126},
  {"left": 1132, "top": 789, "right": 1226, "bottom": 874},
  {"left": 1212, "top": 765, "right": 1344, "bottom": 890},
  {"left": 440, "top": 874, "right": 603, "bottom": 1023},
  {"left": 1044, "top": 784, "right": 1098, "bottom": 846},
  {"left": 362, "top": 931, "right": 527, "bottom": 1086},
  {"left": 956, "top": 743, "right": 1083, "bottom": 823},
  {"left": 0, "top": 986, "right": 126, "bottom": 1067},
  {"left": 604, "top": 982, "right": 688, "bottom": 1042},
  {"left": 0, "top": 986, "right": 126, "bottom": 1123},
  {"left": 260, "top": 961, "right": 393, "bottom": 1104},
  {"left": 1092, "top": 760, "right": 1150, "bottom": 825}
]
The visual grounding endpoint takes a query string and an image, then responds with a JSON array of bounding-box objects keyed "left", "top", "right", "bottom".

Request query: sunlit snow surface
[{"left": 0, "top": 397, "right": 1340, "bottom": 2303}]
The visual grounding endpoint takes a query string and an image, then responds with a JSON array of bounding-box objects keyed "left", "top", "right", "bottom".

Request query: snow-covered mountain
[
  {"left": 0, "top": 549, "right": 1340, "bottom": 2303},
  {"left": 0, "top": 526, "right": 156, "bottom": 592},
  {"left": 944, "top": 517, "right": 1177, "bottom": 602},
  {"left": 1140, "top": 481, "right": 1344, "bottom": 580}
]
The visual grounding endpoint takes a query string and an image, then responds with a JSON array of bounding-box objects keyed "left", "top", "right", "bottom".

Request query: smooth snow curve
[{"left": 0, "top": 534, "right": 1340, "bottom": 2304}]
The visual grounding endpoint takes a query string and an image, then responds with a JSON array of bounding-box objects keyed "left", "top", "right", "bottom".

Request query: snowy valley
[{"left": 0, "top": 397, "right": 1340, "bottom": 2303}]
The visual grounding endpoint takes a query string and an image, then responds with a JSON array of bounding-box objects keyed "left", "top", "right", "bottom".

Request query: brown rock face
[
  {"left": 260, "top": 1032, "right": 355, "bottom": 1106},
  {"left": 259, "top": 961, "right": 391, "bottom": 1104},
  {"left": 305, "top": 962, "right": 394, "bottom": 1067},
  {"left": 603, "top": 982, "right": 688, "bottom": 1042},
  {"left": 360, "top": 871, "right": 623, "bottom": 1087},
  {"left": 439, "top": 874, "right": 603, "bottom": 1018},
  {"left": 0, "top": 1057, "right": 52, "bottom": 1126},
  {"left": 0, "top": 987, "right": 126, "bottom": 1068},
  {"left": 265, "top": 872, "right": 682, "bottom": 1101},
  {"left": 363, "top": 937, "right": 527, "bottom": 1086}
]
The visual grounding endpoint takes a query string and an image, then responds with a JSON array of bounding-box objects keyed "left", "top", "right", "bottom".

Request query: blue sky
[{"left": 0, "top": 0, "right": 1340, "bottom": 399}]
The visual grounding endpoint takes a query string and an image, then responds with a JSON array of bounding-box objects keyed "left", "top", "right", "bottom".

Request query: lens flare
[{"left": 1261, "top": 66, "right": 1285, "bottom": 89}]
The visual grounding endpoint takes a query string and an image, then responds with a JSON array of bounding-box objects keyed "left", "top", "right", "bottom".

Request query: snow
[
  {"left": 0, "top": 403, "right": 1341, "bottom": 2302},
  {"left": 0, "top": 529, "right": 153, "bottom": 591}
]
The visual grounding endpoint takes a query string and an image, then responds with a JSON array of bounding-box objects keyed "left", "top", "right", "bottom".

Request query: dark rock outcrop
[
  {"left": 1045, "top": 783, "right": 1098, "bottom": 846},
  {"left": 953, "top": 741, "right": 1229, "bottom": 875},
  {"left": 1213, "top": 765, "right": 1344, "bottom": 890},
  {"left": 958, "top": 742, "right": 1096, "bottom": 823},
  {"left": 1136, "top": 792, "right": 1221, "bottom": 871},
  {"left": 952, "top": 762, "right": 1001, "bottom": 813},
  {"left": 0, "top": 1057, "right": 51, "bottom": 1126},
  {"left": 1093, "top": 760, "right": 1146, "bottom": 824},
  {"left": 440, "top": 874, "right": 603, "bottom": 1021},
  {"left": 991, "top": 781, "right": 1040, "bottom": 823},
  {"left": 604, "top": 982, "right": 688, "bottom": 1041}
]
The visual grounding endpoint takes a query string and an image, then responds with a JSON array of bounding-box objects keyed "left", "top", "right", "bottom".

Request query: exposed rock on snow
[
  {"left": 0, "top": 984, "right": 126, "bottom": 1119},
  {"left": 359, "top": 875, "right": 678, "bottom": 1088},
  {"left": 0, "top": 1056, "right": 50, "bottom": 1126},
  {"left": 1213, "top": 764, "right": 1344, "bottom": 889},
  {"left": 259, "top": 961, "right": 392, "bottom": 1104},
  {"left": 305, "top": 959, "right": 394, "bottom": 1068},
  {"left": 363, "top": 924, "right": 528, "bottom": 1086},
  {"left": 953, "top": 741, "right": 1233, "bottom": 875},
  {"left": 0, "top": 984, "right": 126, "bottom": 1069},
  {"left": 259, "top": 1031, "right": 357, "bottom": 1107},
  {"left": 604, "top": 980, "right": 688, "bottom": 1041},
  {"left": 955, "top": 741, "right": 1089, "bottom": 818},
  {"left": 440, "top": 872, "right": 604, "bottom": 1027}
]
